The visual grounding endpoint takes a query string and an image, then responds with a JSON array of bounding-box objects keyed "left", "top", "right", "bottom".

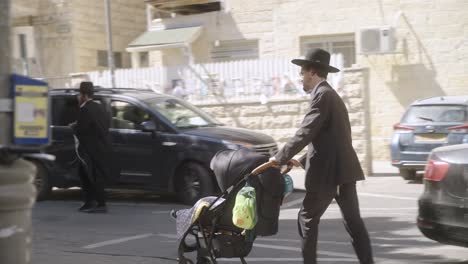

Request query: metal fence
[{"left": 51, "top": 55, "right": 345, "bottom": 103}]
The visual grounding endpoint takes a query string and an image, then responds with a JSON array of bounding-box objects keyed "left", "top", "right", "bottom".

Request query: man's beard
[{"left": 302, "top": 84, "right": 313, "bottom": 94}]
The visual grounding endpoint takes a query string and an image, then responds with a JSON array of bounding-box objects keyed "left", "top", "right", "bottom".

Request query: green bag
[{"left": 232, "top": 186, "right": 257, "bottom": 230}]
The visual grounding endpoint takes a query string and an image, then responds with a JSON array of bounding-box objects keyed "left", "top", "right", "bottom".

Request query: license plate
[{"left": 414, "top": 134, "right": 447, "bottom": 143}]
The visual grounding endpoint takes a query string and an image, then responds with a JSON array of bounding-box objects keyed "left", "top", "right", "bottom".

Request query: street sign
[{"left": 11, "top": 74, "right": 50, "bottom": 146}]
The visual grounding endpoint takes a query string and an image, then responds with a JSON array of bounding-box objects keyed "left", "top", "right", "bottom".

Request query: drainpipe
[{"left": 104, "top": 0, "right": 116, "bottom": 88}]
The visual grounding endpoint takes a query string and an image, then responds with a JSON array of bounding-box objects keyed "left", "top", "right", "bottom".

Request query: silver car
[{"left": 391, "top": 96, "right": 468, "bottom": 180}]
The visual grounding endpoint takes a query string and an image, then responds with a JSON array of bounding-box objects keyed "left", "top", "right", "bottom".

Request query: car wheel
[
  {"left": 175, "top": 162, "right": 216, "bottom": 205},
  {"left": 31, "top": 160, "right": 52, "bottom": 201},
  {"left": 400, "top": 168, "right": 416, "bottom": 181}
]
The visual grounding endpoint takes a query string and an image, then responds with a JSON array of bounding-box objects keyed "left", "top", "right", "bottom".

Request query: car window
[
  {"left": 145, "top": 98, "right": 221, "bottom": 129},
  {"left": 402, "top": 105, "right": 467, "bottom": 124},
  {"left": 51, "top": 97, "right": 78, "bottom": 126},
  {"left": 110, "top": 100, "right": 151, "bottom": 130},
  {"left": 51, "top": 97, "right": 107, "bottom": 126}
]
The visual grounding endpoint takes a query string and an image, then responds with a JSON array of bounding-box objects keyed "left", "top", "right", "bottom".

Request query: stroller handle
[
  {"left": 251, "top": 161, "right": 294, "bottom": 176},
  {"left": 251, "top": 161, "right": 276, "bottom": 176},
  {"left": 281, "top": 163, "right": 294, "bottom": 175}
]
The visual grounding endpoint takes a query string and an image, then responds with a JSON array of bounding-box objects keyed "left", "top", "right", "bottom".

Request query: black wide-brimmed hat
[
  {"left": 292, "top": 48, "right": 340, "bottom": 73},
  {"left": 79, "top": 81, "right": 94, "bottom": 95},
  {"left": 79, "top": 81, "right": 93, "bottom": 90}
]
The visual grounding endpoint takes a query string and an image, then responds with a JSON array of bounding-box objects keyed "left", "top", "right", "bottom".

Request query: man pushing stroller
[{"left": 268, "top": 48, "right": 374, "bottom": 264}]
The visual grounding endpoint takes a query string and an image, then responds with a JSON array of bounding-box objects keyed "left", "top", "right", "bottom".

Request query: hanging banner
[{"left": 11, "top": 74, "right": 50, "bottom": 145}]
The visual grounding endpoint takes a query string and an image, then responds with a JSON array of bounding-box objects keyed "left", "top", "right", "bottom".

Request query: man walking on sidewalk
[
  {"left": 71, "top": 81, "right": 111, "bottom": 213},
  {"left": 269, "top": 48, "right": 374, "bottom": 264}
]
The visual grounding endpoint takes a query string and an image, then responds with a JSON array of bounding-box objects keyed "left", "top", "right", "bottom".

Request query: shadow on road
[
  {"left": 45, "top": 188, "right": 179, "bottom": 204},
  {"left": 277, "top": 216, "right": 468, "bottom": 263}
]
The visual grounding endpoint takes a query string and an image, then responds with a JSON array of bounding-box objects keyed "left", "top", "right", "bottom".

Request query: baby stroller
[{"left": 173, "top": 148, "right": 291, "bottom": 264}]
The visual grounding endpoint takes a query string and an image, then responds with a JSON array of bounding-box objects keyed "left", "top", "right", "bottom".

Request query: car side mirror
[{"left": 141, "top": 121, "right": 156, "bottom": 132}]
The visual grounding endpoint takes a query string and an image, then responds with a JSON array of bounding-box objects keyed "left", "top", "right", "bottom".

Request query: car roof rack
[{"left": 50, "top": 87, "right": 155, "bottom": 94}]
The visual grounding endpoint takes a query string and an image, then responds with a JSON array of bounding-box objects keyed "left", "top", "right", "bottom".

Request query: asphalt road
[{"left": 31, "top": 177, "right": 468, "bottom": 264}]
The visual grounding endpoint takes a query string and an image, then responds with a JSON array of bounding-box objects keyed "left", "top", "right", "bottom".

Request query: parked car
[
  {"left": 391, "top": 96, "right": 468, "bottom": 180},
  {"left": 417, "top": 143, "right": 468, "bottom": 247},
  {"left": 26, "top": 88, "right": 278, "bottom": 205}
]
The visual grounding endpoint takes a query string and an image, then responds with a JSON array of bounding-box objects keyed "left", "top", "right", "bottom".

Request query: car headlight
[{"left": 222, "top": 140, "right": 253, "bottom": 150}]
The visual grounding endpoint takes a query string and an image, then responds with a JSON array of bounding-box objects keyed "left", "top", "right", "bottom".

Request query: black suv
[{"left": 29, "top": 88, "right": 277, "bottom": 204}]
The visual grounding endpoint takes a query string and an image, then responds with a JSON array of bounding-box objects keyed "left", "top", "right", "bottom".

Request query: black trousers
[
  {"left": 78, "top": 158, "right": 107, "bottom": 206},
  {"left": 298, "top": 182, "right": 373, "bottom": 264}
]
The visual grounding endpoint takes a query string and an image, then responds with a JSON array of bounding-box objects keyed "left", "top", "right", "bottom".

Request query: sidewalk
[
  {"left": 288, "top": 160, "right": 399, "bottom": 191},
  {"left": 372, "top": 160, "right": 399, "bottom": 176}
]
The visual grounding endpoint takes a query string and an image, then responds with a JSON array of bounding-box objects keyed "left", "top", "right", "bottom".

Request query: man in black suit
[
  {"left": 71, "top": 82, "right": 111, "bottom": 213},
  {"left": 269, "top": 49, "right": 374, "bottom": 263}
]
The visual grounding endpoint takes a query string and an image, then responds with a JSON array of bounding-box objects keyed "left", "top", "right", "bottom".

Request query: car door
[
  {"left": 47, "top": 95, "right": 80, "bottom": 183},
  {"left": 48, "top": 95, "right": 117, "bottom": 185},
  {"left": 109, "top": 99, "right": 160, "bottom": 186}
]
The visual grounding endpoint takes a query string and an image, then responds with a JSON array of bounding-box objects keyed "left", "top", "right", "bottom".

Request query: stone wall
[
  {"left": 153, "top": 0, "right": 468, "bottom": 165},
  {"left": 12, "top": 1, "right": 75, "bottom": 79},
  {"left": 71, "top": 0, "right": 147, "bottom": 72},
  {"left": 195, "top": 68, "right": 372, "bottom": 175},
  {"left": 11, "top": 0, "right": 147, "bottom": 81}
]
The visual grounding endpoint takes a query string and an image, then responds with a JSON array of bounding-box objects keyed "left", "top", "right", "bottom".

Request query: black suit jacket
[
  {"left": 275, "top": 82, "right": 364, "bottom": 191},
  {"left": 73, "top": 100, "right": 112, "bottom": 167}
]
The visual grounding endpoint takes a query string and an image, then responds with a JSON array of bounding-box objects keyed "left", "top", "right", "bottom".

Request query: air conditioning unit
[{"left": 359, "top": 26, "right": 395, "bottom": 54}]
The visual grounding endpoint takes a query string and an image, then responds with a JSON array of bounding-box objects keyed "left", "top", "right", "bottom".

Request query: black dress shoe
[
  {"left": 78, "top": 202, "right": 95, "bottom": 211},
  {"left": 83, "top": 205, "right": 108, "bottom": 213}
]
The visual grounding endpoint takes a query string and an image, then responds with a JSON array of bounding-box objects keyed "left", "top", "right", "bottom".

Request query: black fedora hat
[
  {"left": 79, "top": 81, "right": 94, "bottom": 95},
  {"left": 292, "top": 48, "right": 340, "bottom": 73},
  {"left": 79, "top": 81, "right": 94, "bottom": 90}
]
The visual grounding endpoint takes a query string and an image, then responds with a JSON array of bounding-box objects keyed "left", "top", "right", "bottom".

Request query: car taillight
[
  {"left": 448, "top": 123, "right": 468, "bottom": 133},
  {"left": 424, "top": 159, "right": 450, "bottom": 181},
  {"left": 393, "top": 123, "right": 415, "bottom": 132}
]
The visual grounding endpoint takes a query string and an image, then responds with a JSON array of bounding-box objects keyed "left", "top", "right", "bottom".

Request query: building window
[
  {"left": 12, "top": 26, "right": 35, "bottom": 75},
  {"left": 300, "top": 34, "right": 356, "bottom": 68},
  {"left": 19, "top": 34, "right": 28, "bottom": 59},
  {"left": 211, "top": 39, "right": 259, "bottom": 62},
  {"left": 97, "top": 50, "right": 123, "bottom": 68},
  {"left": 139, "top": 52, "right": 149, "bottom": 67}
]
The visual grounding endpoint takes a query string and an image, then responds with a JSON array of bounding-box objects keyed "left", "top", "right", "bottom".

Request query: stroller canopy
[{"left": 210, "top": 148, "right": 268, "bottom": 192}]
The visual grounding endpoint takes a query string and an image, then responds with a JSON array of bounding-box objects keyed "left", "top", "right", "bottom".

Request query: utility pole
[
  {"left": 0, "top": 0, "right": 37, "bottom": 263},
  {"left": 0, "top": 0, "right": 12, "bottom": 146},
  {"left": 104, "top": 0, "right": 116, "bottom": 88}
]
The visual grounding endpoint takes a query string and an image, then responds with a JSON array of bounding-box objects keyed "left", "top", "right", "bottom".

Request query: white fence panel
[{"left": 82, "top": 56, "right": 344, "bottom": 103}]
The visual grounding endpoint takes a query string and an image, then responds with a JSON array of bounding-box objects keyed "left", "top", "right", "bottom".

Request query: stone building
[
  {"left": 128, "top": 0, "right": 468, "bottom": 167},
  {"left": 10, "top": 0, "right": 468, "bottom": 170},
  {"left": 11, "top": 0, "right": 146, "bottom": 83}
]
